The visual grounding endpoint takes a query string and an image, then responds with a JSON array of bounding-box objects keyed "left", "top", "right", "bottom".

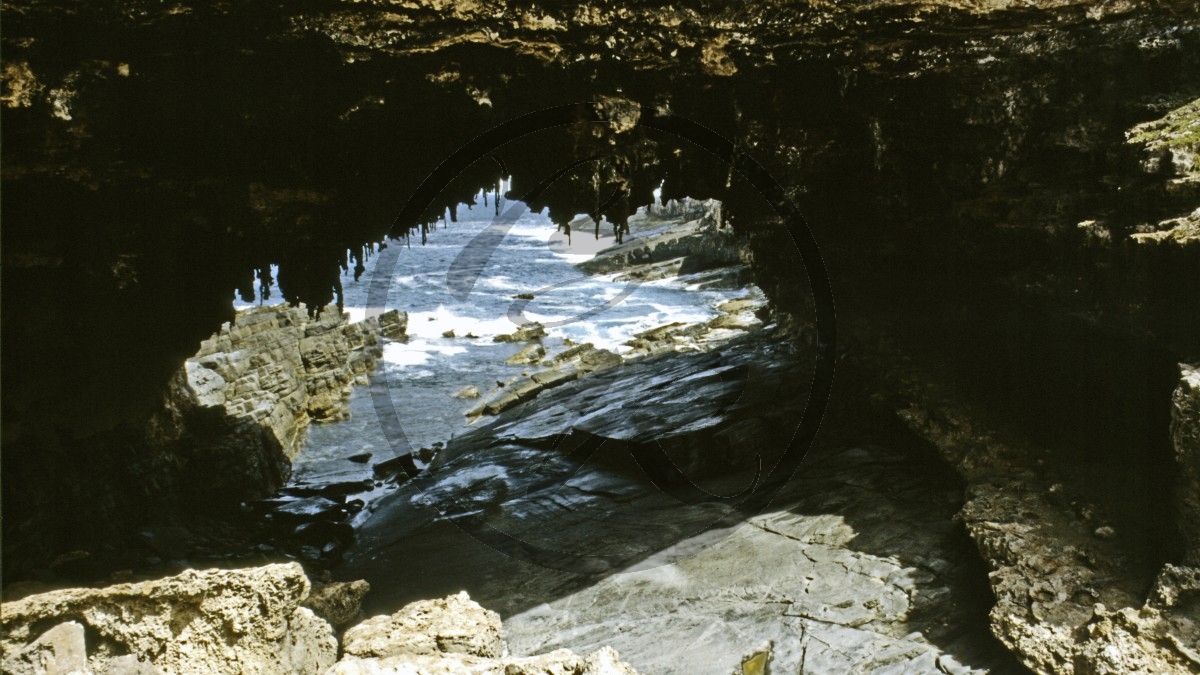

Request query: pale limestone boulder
[
  {"left": 4, "top": 620, "right": 92, "bottom": 675},
  {"left": 328, "top": 593, "right": 640, "bottom": 675},
  {"left": 341, "top": 591, "right": 503, "bottom": 660},
  {"left": 1, "top": 563, "right": 336, "bottom": 675}
]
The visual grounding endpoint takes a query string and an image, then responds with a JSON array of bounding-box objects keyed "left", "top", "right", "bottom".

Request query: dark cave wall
[{"left": 2, "top": 0, "right": 1199, "bottom": 572}]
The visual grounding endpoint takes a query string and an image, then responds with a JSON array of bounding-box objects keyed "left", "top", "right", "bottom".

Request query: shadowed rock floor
[{"left": 336, "top": 332, "right": 1029, "bottom": 674}]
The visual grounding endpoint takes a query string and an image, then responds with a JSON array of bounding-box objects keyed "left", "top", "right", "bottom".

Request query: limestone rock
[
  {"left": 304, "top": 579, "right": 372, "bottom": 631},
  {"left": 505, "top": 343, "right": 546, "bottom": 366},
  {"left": 331, "top": 592, "right": 640, "bottom": 675},
  {"left": 0, "top": 562, "right": 337, "bottom": 675},
  {"left": 378, "top": 310, "right": 409, "bottom": 340},
  {"left": 1173, "top": 364, "right": 1200, "bottom": 565},
  {"left": 341, "top": 591, "right": 503, "bottom": 660},
  {"left": 184, "top": 304, "right": 406, "bottom": 459},
  {"left": 899, "top": 393, "right": 1200, "bottom": 674},
  {"left": 4, "top": 621, "right": 90, "bottom": 675},
  {"left": 493, "top": 323, "right": 546, "bottom": 343},
  {"left": 578, "top": 209, "right": 740, "bottom": 278}
]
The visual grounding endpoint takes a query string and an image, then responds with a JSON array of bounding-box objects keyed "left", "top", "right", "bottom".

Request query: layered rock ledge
[
  {"left": 186, "top": 305, "right": 408, "bottom": 457},
  {"left": 1, "top": 564, "right": 639, "bottom": 675}
]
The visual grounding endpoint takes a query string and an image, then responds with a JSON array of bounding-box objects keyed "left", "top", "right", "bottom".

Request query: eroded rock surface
[
  {"left": 187, "top": 305, "right": 408, "bottom": 457},
  {"left": 1, "top": 564, "right": 639, "bottom": 675},
  {"left": 331, "top": 591, "right": 642, "bottom": 675},
  {"left": 1174, "top": 364, "right": 1200, "bottom": 566},
  {"left": 0, "top": 562, "right": 337, "bottom": 675},
  {"left": 893, "top": 372, "right": 1200, "bottom": 673}
]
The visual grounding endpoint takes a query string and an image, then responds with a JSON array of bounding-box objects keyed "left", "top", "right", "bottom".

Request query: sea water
[{"left": 236, "top": 190, "right": 747, "bottom": 466}]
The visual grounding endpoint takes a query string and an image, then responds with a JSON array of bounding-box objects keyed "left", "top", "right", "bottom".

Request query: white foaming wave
[
  {"left": 549, "top": 297, "right": 723, "bottom": 353},
  {"left": 503, "top": 221, "right": 557, "bottom": 241},
  {"left": 383, "top": 339, "right": 468, "bottom": 368},
  {"left": 476, "top": 275, "right": 532, "bottom": 292},
  {"left": 646, "top": 302, "right": 717, "bottom": 322},
  {"left": 551, "top": 252, "right": 596, "bottom": 264},
  {"left": 524, "top": 311, "right": 573, "bottom": 325},
  {"left": 405, "top": 305, "right": 525, "bottom": 340}
]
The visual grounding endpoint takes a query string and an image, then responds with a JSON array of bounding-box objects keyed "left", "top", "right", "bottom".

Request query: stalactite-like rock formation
[{"left": 2, "top": 1, "right": 1198, "bottom": 670}]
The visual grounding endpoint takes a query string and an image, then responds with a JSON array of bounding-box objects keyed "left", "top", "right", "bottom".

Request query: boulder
[
  {"left": 453, "top": 385, "right": 481, "bottom": 399},
  {"left": 377, "top": 310, "right": 409, "bottom": 340},
  {"left": 329, "top": 592, "right": 640, "bottom": 674},
  {"left": 493, "top": 323, "right": 546, "bottom": 343},
  {"left": 0, "top": 563, "right": 337, "bottom": 675},
  {"left": 373, "top": 453, "right": 420, "bottom": 480},
  {"left": 505, "top": 343, "right": 546, "bottom": 366},
  {"left": 303, "top": 580, "right": 371, "bottom": 631},
  {"left": 4, "top": 621, "right": 91, "bottom": 675}
]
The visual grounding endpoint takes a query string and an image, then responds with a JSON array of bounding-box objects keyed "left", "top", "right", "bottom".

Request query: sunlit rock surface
[
  {"left": 187, "top": 305, "right": 408, "bottom": 456},
  {"left": 1, "top": 563, "right": 337, "bottom": 675}
]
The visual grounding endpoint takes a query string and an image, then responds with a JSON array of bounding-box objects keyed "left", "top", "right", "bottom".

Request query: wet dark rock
[
  {"left": 1, "top": 1, "right": 1198, "bottom": 671},
  {"left": 346, "top": 452, "right": 372, "bottom": 464},
  {"left": 279, "top": 479, "right": 374, "bottom": 499},
  {"left": 269, "top": 497, "right": 348, "bottom": 523},
  {"left": 293, "top": 521, "right": 355, "bottom": 549},
  {"left": 372, "top": 453, "right": 420, "bottom": 480},
  {"left": 342, "top": 332, "right": 1023, "bottom": 673}
]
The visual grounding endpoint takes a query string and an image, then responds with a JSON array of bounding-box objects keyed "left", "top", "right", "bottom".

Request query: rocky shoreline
[
  {"left": 462, "top": 202, "right": 767, "bottom": 421},
  {"left": 235, "top": 203, "right": 770, "bottom": 570},
  {"left": 1, "top": 563, "right": 641, "bottom": 675},
  {"left": 186, "top": 304, "right": 409, "bottom": 457},
  {"left": 5, "top": 192, "right": 1198, "bottom": 673}
]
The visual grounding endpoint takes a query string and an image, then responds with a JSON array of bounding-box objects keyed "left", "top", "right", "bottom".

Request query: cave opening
[{"left": 3, "top": 0, "right": 1199, "bottom": 672}]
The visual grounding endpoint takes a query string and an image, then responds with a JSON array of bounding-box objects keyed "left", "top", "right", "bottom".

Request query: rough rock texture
[
  {"left": 5, "top": 621, "right": 91, "bottom": 675},
  {"left": 577, "top": 201, "right": 741, "bottom": 278},
  {"left": 303, "top": 580, "right": 372, "bottom": 632},
  {"left": 187, "top": 305, "right": 408, "bottom": 457},
  {"left": 330, "top": 591, "right": 640, "bottom": 675},
  {"left": 3, "top": 0, "right": 1198, "bottom": 603},
  {"left": 1174, "top": 364, "right": 1200, "bottom": 565},
  {"left": 3, "top": 1, "right": 1200, "bottom": 671},
  {"left": 0, "top": 305, "right": 406, "bottom": 580},
  {"left": 0, "top": 563, "right": 337, "bottom": 675},
  {"left": 888, "top": 369, "right": 1200, "bottom": 674},
  {"left": 1127, "top": 97, "right": 1200, "bottom": 244},
  {"left": 465, "top": 213, "right": 762, "bottom": 419}
]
